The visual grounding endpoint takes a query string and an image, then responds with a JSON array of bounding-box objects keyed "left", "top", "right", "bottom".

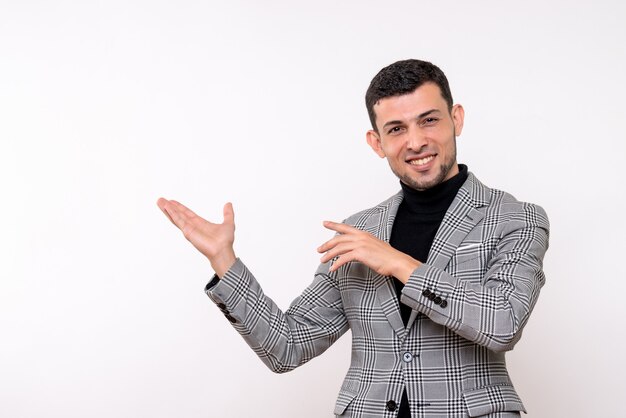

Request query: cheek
[
  {"left": 387, "top": 140, "right": 405, "bottom": 155},
  {"left": 437, "top": 134, "right": 456, "bottom": 152}
]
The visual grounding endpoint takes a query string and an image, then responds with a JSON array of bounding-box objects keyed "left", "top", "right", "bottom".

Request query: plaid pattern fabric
[{"left": 206, "top": 173, "right": 549, "bottom": 417}]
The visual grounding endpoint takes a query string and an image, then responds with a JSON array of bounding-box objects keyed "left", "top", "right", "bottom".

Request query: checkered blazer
[{"left": 205, "top": 172, "right": 549, "bottom": 417}]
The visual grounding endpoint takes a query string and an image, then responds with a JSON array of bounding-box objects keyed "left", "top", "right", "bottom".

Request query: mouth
[{"left": 407, "top": 155, "right": 436, "bottom": 167}]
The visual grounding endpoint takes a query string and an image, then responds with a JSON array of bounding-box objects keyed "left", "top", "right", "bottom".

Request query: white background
[{"left": 1, "top": 1, "right": 625, "bottom": 417}]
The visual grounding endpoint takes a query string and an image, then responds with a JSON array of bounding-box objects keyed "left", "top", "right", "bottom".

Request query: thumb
[{"left": 223, "top": 202, "right": 235, "bottom": 225}]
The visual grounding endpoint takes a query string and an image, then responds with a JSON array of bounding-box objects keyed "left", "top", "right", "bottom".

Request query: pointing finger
[{"left": 323, "top": 221, "right": 358, "bottom": 234}]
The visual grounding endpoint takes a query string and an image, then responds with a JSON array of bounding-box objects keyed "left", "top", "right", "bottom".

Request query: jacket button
[
  {"left": 386, "top": 400, "right": 397, "bottom": 411},
  {"left": 440, "top": 300, "right": 448, "bottom": 308},
  {"left": 428, "top": 292, "right": 436, "bottom": 301},
  {"left": 403, "top": 352, "right": 413, "bottom": 363},
  {"left": 433, "top": 296, "right": 442, "bottom": 305},
  {"left": 225, "top": 314, "right": 237, "bottom": 323},
  {"left": 422, "top": 289, "right": 431, "bottom": 297},
  {"left": 217, "top": 303, "right": 226, "bottom": 310}
]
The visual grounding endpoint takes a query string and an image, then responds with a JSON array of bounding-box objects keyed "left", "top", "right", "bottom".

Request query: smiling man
[{"left": 157, "top": 59, "right": 549, "bottom": 418}]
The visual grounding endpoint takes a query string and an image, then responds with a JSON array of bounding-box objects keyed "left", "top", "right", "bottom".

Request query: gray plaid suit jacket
[{"left": 205, "top": 172, "right": 549, "bottom": 417}]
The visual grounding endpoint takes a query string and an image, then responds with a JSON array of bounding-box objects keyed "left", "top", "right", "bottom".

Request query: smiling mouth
[{"left": 408, "top": 155, "right": 435, "bottom": 166}]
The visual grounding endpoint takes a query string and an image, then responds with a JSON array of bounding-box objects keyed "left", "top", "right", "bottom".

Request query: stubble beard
[{"left": 393, "top": 137, "right": 457, "bottom": 192}]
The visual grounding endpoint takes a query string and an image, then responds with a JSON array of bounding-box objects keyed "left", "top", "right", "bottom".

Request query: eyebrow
[{"left": 381, "top": 109, "right": 441, "bottom": 130}]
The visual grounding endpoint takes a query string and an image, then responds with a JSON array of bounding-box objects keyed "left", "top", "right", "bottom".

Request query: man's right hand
[{"left": 156, "top": 198, "right": 236, "bottom": 278}]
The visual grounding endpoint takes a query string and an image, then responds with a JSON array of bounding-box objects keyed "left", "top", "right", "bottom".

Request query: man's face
[{"left": 366, "top": 82, "right": 464, "bottom": 191}]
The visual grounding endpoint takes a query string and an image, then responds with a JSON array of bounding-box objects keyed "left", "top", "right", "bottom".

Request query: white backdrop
[{"left": 1, "top": 1, "right": 625, "bottom": 417}]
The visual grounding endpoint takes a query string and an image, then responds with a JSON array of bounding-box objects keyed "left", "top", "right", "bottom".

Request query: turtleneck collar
[{"left": 399, "top": 164, "right": 469, "bottom": 215}]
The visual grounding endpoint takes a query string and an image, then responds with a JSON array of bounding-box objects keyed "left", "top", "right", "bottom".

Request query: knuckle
[{"left": 182, "top": 225, "right": 195, "bottom": 239}]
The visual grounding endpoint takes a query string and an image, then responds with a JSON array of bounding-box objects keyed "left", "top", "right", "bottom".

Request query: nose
[{"left": 406, "top": 127, "right": 428, "bottom": 152}]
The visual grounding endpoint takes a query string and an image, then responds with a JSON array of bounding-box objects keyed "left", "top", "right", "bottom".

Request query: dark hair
[{"left": 365, "top": 59, "right": 453, "bottom": 131}]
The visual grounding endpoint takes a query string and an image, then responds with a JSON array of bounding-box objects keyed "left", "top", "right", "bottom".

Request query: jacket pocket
[
  {"left": 334, "top": 389, "right": 358, "bottom": 416},
  {"left": 462, "top": 383, "right": 526, "bottom": 417}
]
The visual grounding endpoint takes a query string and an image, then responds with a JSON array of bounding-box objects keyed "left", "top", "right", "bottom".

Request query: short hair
[{"left": 365, "top": 59, "right": 454, "bottom": 131}]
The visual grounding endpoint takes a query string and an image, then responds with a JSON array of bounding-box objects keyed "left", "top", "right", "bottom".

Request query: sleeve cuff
[
  {"left": 203, "top": 258, "right": 245, "bottom": 297},
  {"left": 401, "top": 263, "right": 450, "bottom": 311},
  {"left": 204, "top": 274, "right": 220, "bottom": 292}
]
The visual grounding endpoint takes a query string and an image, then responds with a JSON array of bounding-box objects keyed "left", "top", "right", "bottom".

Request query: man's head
[{"left": 365, "top": 59, "right": 464, "bottom": 191}]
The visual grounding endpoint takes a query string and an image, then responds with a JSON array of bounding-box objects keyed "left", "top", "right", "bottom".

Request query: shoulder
[
  {"left": 467, "top": 172, "right": 549, "bottom": 231},
  {"left": 342, "top": 191, "right": 402, "bottom": 228}
]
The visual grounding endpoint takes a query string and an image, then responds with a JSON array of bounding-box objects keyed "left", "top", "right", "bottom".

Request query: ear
[
  {"left": 451, "top": 104, "right": 465, "bottom": 136},
  {"left": 366, "top": 130, "right": 386, "bottom": 158}
]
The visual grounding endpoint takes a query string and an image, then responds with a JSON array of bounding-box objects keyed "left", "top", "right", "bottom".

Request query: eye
[
  {"left": 422, "top": 117, "right": 439, "bottom": 126},
  {"left": 387, "top": 126, "right": 404, "bottom": 135}
]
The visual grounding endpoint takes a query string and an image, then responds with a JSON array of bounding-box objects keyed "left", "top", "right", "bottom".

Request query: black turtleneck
[{"left": 388, "top": 164, "right": 468, "bottom": 418}]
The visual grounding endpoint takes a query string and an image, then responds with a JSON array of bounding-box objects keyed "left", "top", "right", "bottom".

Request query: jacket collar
[{"left": 375, "top": 172, "right": 491, "bottom": 246}]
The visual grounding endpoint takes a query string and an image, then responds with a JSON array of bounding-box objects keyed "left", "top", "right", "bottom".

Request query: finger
[
  {"left": 161, "top": 201, "right": 188, "bottom": 230},
  {"left": 157, "top": 198, "right": 175, "bottom": 224},
  {"left": 157, "top": 198, "right": 185, "bottom": 228},
  {"left": 156, "top": 197, "right": 168, "bottom": 211},
  {"left": 317, "top": 234, "right": 354, "bottom": 253},
  {"left": 320, "top": 242, "right": 355, "bottom": 264},
  {"left": 168, "top": 200, "right": 198, "bottom": 219},
  {"left": 323, "top": 221, "right": 359, "bottom": 234},
  {"left": 223, "top": 202, "right": 235, "bottom": 226},
  {"left": 329, "top": 253, "right": 357, "bottom": 272}
]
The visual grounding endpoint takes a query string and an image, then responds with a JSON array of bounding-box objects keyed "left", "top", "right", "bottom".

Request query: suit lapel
[{"left": 426, "top": 173, "right": 490, "bottom": 270}]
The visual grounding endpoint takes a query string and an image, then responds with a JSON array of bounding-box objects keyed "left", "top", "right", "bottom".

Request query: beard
[{"left": 393, "top": 137, "right": 457, "bottom": 191}]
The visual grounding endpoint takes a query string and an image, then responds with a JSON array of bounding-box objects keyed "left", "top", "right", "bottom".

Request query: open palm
[{"left": 157, "top": 198, "right": 236, "bottom": 277}]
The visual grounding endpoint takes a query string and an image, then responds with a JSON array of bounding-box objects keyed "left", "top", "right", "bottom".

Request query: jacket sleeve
[
  {"left": 205, "top": 259, "right": 349, "bottom": 373},
  {"left": 400, "top": 204, "right": 549, "bottom": 352}
]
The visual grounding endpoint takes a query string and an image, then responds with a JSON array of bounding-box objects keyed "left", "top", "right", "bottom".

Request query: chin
[{"left": 400, "top": 169, "right": 448, "bottom": 191}]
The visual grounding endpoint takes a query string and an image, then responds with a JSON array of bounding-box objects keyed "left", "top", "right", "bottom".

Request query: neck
[{"left": 399, "top": 164, "right": 468, "bottom": 214}]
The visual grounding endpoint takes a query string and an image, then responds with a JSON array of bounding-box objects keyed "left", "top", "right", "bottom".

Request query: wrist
[
  {"left": 210, "top": 250, "right": 237, "bottom": 278},
  {"left": 394, "top": 255, "right": 421, "bottom": 284}
]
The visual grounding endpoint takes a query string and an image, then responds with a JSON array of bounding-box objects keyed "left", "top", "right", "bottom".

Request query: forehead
[{"left": 373, "top": 82, "right": 447, "bottom": 123}]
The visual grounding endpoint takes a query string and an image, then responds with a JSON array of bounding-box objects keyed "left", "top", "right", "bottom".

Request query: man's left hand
[{"left": 318, "top": 221, "right": 421, "bottom": 284}]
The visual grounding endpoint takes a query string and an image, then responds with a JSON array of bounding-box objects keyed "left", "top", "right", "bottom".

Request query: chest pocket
[{"left": 446, "top": 241, "right": 491, "bottom": 281}]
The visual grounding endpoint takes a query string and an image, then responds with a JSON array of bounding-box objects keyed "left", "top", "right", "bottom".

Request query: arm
[
  {"left": 401, "top": 213, "right": 549, "bottom": 352},
  {"left": 318, "top": 205, "right": 549, "bottom": 352},
  {"left": 156, "top": 198, "right": 349, "bottom": 372},
  {"left": 206, "top": 259, "right": 349, "bottom": 373}
]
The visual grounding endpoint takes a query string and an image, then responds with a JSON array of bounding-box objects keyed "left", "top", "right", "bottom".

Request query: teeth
[{"left": 409, "top": 156, "right": 435, "bottom": 166}]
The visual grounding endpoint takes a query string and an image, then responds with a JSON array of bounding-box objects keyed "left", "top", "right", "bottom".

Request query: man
[{"left": 157, "top": 59, "right": 549, "bottom": 417}]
